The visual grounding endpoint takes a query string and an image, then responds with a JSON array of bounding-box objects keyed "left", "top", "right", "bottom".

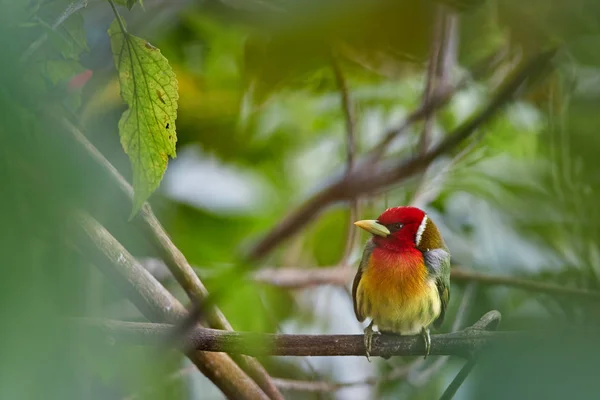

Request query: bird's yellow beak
[{"left": 354, "top": 220, "right": 390, "bottom": 237}]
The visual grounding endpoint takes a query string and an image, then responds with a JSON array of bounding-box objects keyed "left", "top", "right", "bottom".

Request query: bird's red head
[{"left": 354, "top": 206, "right": 432, "bottom": 252}]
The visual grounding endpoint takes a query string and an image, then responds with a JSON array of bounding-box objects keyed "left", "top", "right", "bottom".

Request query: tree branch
[
  {"left": 247, "top": 49, "right": 556, "bottom": 262},
  {"left": 60, "top": 119, "right": 283, "bottom": 400},
  {"left": 251, "top": 264, "right": 600, "bottom": 301},
  {"left": 79, "top": 311, "right": 508, "bottom": 359},
  {"left": 71, "top": 211, "right": 269, "bottom": 400},
  {"left": 451, "top": 268, "right": 600, "bottom": 301}
]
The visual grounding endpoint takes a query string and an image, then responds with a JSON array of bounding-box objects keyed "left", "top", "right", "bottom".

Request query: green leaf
[{"left": 108, "top": 19, "right": 178, "bottom": 217}]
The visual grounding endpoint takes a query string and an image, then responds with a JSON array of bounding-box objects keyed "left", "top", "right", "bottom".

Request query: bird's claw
[
  {"left": 421, "top": 327, "right": 431, "bottom": 359},
  {"left": 364, "top": 322, "right": 379, "bottom": 362}
]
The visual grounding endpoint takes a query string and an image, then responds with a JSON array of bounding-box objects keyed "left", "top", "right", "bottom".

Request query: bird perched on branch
[{"left": 352, "top": 206, "right": 450, "bottom": 360}]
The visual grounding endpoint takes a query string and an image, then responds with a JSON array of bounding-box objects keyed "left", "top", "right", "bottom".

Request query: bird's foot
[
  {"left": 421, "top": 327, "right": 431, "bottom": 359},
  {"left": 364, "top": 322, "right": 379, "bottom": 362}
]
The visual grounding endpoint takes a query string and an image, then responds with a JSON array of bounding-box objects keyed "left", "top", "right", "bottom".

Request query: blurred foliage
[{"left": 4, "top": 0, "right": 600, "bottom": 399}]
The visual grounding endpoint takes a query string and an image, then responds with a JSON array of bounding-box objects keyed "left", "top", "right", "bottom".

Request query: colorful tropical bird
[{"left": 352, "top": 206, "right": 451, "bottom": 360}]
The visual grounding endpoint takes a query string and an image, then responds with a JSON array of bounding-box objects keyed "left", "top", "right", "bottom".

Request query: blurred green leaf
[{"left": 38, "top": 0, "right": 89, "bottom": 60}]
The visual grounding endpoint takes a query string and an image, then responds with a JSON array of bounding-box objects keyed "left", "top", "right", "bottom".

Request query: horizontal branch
[
  {"left": 80, "top": 311, "right": 509, "bottom": 359},
  {"left": 252, "top": 265, "right": 600, "bottom": 302},
  {"left": 253, "top": 265, "right": 351, "bottom": 288},
  {"left": 450, "top": 268, "right": 600, "bottom": 301}
]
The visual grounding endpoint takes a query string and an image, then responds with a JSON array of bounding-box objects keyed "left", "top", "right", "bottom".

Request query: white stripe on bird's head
[{"left": 415, "top": 214, "right": 428, "bottom": 246}]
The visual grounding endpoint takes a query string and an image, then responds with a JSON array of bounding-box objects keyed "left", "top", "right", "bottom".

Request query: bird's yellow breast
[{"left": 355, "top": 251, "right": 441, "bottom": 334}]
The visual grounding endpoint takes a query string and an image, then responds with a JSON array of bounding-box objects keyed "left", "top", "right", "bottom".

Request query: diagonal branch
[
  {"left": 60, "top": 118, "right": 283, "bottom": 400},
  {"left": 79, "top": 311, "right": 509, "bottom": 358},
  {"left": 71, "top": 210, "right": 268, "bottom": 400},
  {"left": 247, "top": 49, "right": 556, "bottom": 262},
  {"left": 438, "top": 310, "right": 501, "bottom": 400}
]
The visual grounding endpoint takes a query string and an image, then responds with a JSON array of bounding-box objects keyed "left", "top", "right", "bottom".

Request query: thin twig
[
  {"left": 438, "top": 310, "right": 502, "bottom": 400},
  {"left": 450, "top": 268, "right": 600, "bottom": 301},
  {"left": 331, "top": 52, "right": 357, "bottom": 173},
  {"left": 368, "top": 46, "right": 506, "bottom": 163},
  {"left": 331, "top": 51, "right": 359, "bottom": 266},
  {"left": 250, "top": 264, "right": 600, "bottom": 302},
  {"left": 411, "top": 5, "right": 458, "bottom": 208},
  {"left": 418, "top": 6, "right": 446, "bottom": 155},
  {"left": 438, "top": 357, "right": 477, "bottom": 400},
  {"left": 107, "top": 0, "right": 128, "bottom": 34},
  {"left": 247, "top": 50, "right": 556, "bottom": 262},
  {"left": 79, "top": 311, "right": 510, "bottom": 358}
]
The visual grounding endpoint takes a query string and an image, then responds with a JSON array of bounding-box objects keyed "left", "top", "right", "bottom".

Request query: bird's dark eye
[{"left": 394, "top": 223, "right": 402, "bottom": 230}]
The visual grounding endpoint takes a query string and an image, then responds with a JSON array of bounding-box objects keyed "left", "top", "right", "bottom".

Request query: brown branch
[
  {"left": 368, "top": 46, "right": 507, "bottom": 164},
  {"left": 450, "top": 268, "right": 600, "bottom": 301},
  {"left": 247, "top": 49, "right": 556, "bottom": 262},
  {"left": 60, "top": 119, "right": 283, "bottom": 400},
  {"left": 253, "top": 266, "right": 351, "bottom": 288},
  {"left": 251, "top": 264, "right": 600, "bottom": 302},
  {"left": 71, "top": 211, "right": 269, "bottom": 400},
  {"left": 367, "top": 78, "right": 464, "bottom": 163},
  {"left": 78, "top": 311, "right": 509, "bottom": 359}
]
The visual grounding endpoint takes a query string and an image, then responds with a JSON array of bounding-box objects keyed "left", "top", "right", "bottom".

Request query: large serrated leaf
[{"left": 108, "top": 19, "right": 178, "bottom": 217}]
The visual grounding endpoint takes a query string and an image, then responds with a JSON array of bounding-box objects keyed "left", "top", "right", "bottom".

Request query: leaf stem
[{"left": 107, "top": 0, "right": 128, "bottom": 34}]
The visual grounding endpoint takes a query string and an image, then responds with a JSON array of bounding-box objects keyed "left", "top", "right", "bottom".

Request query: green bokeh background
[{"left": 4, "top": 0, "right": 600, "bottom": 399}]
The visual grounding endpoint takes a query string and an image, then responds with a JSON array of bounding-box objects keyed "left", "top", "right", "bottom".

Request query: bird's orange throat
[{"left": 365, "top": 247, "right": 428, "bottom": 299}]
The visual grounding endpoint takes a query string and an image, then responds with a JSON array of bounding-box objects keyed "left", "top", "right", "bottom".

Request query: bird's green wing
[
  {"left": 434, "top": 276, "right": 450, "bottom": 328},
  {"left": 352, "top": 240, "right": 375, "bottom": 322},
  {"left": 423, "top": 248, "right": 451, "bottom": 329}
]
